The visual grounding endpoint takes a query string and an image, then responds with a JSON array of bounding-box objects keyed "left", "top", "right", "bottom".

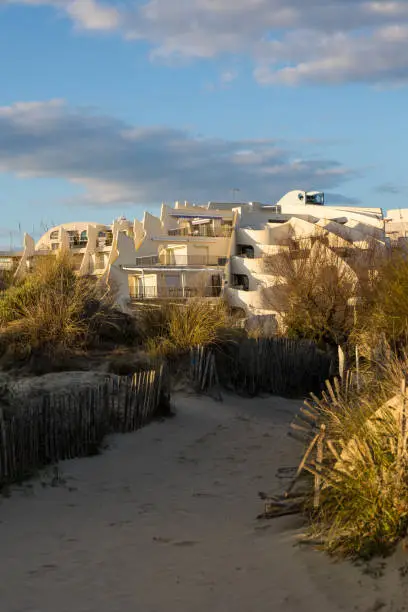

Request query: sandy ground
[{"left": 1, "top": 393, "right": 408, "bottom": 612}]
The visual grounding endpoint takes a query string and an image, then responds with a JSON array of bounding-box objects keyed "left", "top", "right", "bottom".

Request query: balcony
[
  {"left": 134, "top": 255, "right": 228, "bottom": 267},
  {"left": 130, "top": 286, "right": 221, "bottom": 299},
  {"left": 168, "top": 226, "right": 233, "bottom": 238},
  {"left": 70, "top": 240, "right": 88, "bottom": 249}
]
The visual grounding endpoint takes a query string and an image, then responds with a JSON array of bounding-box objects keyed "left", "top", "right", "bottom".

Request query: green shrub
[
  {"left": 355, "top": 250, "right": 408, "bottom": 351},
  {"left": 137, "top": 299, "right": 232, "bottom": 357},
  {"left": 0, "top": 252, "right": 135, "bottom": 360}
]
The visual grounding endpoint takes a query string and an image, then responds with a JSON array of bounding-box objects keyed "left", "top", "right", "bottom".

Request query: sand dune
[{"left": 0, "top": 393, "right": 407, "bottom": 612}]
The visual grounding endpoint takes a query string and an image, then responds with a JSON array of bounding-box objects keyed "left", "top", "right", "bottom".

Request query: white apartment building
[{"left": 10, "top": 190, "right": 386, "bottom": 315}]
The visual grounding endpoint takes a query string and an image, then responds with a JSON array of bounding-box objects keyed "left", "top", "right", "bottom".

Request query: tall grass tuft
[
  {"left": 0, "top": 252, "right": 133, "bottom": 361},
  {"left": 305, "top": 357, "right": 408, "bottom": 558},
  {"left": 137, "top": 299, "right": 232, "bottom": 357}
]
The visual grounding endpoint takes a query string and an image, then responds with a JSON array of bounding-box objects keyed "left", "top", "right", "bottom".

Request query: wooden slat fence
[
  {"left": 0, "top": 366, "right": 169, "bottom": 488},
  {"left": 190, "top": 338, "right": 333, "bottom": 397}
]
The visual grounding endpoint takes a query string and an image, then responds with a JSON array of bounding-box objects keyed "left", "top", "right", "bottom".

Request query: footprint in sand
[
  {"left": 153, "top": 536, "right": 199, "bottom": 548},
  {"left": 152, "top": 537, "right": 199, "bottom": 547}
]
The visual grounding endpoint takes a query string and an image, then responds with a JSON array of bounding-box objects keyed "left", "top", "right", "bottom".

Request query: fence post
[{"left": 338, "top": 345, "right": 345, "bottom": 382}]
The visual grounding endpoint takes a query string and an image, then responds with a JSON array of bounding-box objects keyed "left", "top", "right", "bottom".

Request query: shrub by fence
[
  {"left": 0, "top": 367, "right": 170, "bottom": 488},
  {"left": 190, "top": 338, "right": 333, "bottom": 397}
]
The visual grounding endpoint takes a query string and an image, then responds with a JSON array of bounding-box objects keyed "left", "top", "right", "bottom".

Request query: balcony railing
[
  {"left": 168, "top": 226, "right": 233, "bottom": 238},
  {"left": 130, "top": 286, "right": 221, "bottom": 299},
  {"left": 97, "top": 236, "right": 113, "bottom": 248},
  {"left": 70, "top": 240, "right": 88, "bottom": 249},
  {"left": 134, "top": 255, "right": 228, "bottom": 267}
]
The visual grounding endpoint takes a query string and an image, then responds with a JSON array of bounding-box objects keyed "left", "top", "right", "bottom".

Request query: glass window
[{"left": 306, "top": 193, "right": 325, "bottom": 205}]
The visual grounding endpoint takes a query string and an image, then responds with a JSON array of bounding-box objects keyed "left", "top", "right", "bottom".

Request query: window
[
  {"left": 68, "top": 230, "right": 78, "bottom": 243},
  {"left": 306, "top": 193, "right": 325, "bottom": 205},
  {"left": 0, "top": 257, "right": 13, "bottom": 270},
  {"left": 50, "top": 230, "right": 59, "bottom": 240},
  {"left": 237, "top": 245, "right": 254, "bottom": 258},
  {"left": 232, "top": 274, "right": 249, "bottom": 291},
  {"left": 211, "top": 274, "right": 222, "bottom": 297},
  {"left": 51, "top": 243, "right": 59, "bottom": 251}
]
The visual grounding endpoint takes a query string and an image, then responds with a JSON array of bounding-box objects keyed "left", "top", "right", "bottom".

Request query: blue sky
[{"left": 0, "top": 0, "right": 408, "bottom": 248}]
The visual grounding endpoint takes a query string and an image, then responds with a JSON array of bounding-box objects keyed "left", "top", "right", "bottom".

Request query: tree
[{"left": 261, "top": 231, "right": 381, "bottom": 346}]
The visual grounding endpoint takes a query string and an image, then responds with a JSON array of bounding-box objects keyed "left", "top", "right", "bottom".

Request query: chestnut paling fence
[
  {"left": 0, "top": 367, "right": 169, "bottom": 488},
  {"left": 190, "top": 338, "right": 333, "bottom": 398}
]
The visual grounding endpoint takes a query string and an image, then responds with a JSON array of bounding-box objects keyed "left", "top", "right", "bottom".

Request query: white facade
[
  {"left": 122, "top": 201, "right": 234, "bottom": 300},
  {"left": 14, "top": 218, "right": 134, "bottom": 281},
  {"left": 227, "top": 190, "right": 385, "bottom": 316},
  {"left": 385, "top": 209, "right": 408, "bottom": 245},
  {"left": 12, "top": 190, "right": 386, "bottom": 316}
]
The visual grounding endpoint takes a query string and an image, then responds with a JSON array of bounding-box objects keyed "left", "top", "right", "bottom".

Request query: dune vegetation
[
  {"left": 0, "top": 252, "right": 137, "bottom": 364},
  {"left": 136, "top": 298, "right": 236, "bottom": 358},
  {"left": 270, "top": 238, "right": 408, "bottom": 558}
]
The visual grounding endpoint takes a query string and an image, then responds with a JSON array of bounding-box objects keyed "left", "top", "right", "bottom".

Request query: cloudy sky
[{"left": 0, "top": 0, "right": 407, "bottom": 247}]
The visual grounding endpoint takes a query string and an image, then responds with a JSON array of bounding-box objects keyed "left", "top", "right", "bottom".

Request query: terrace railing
[
  {"left": 134, "top": 254, "right": 228, "bottom": 267},
  {"left": 130, "top": 286, "right": 221, "bottom": 299},
  {"left": 168, "top": 226, "right": 233, "bottom": 238}
]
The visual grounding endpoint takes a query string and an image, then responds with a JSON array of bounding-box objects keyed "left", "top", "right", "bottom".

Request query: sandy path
[{"left": 0, "top": 394, "right": 407, "bottom": 612}]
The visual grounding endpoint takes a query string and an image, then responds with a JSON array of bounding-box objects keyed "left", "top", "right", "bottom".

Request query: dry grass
[
  {"left": 0, "top": 269, "right": 13, "bottom": 292},
  {"left": 262, "top": 232, "right": 383, "bottom": 346},
  {"left": 304, "top": 357, "right": 408, "bottom": 558},
  {"left": 136, "top": 299, "right": 233, "bottom": 357},
  {"left": 353, "top": 249, "right": 408, "bottom": 354},
  {"left": 0, "top": 252, "right": 136, "bottom": 362}
]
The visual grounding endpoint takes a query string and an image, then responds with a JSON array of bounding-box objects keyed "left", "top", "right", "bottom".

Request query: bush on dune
[
  {"left": 0, "top": 252, "right": 137, "bottom": 361},
  {"left": 137, "top": 299, "right": 233, "bottom": 357},
  {"left": 354, "top": 250, "right": 408, "bottom": 354},
  {"left": 305, "top": 356, "right": 408, "bottom": 559},
  {"left": 0, "top": 269, "right": 14, "bottom": 292}
]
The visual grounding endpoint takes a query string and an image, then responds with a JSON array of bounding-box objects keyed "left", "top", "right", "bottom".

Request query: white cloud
[
  {"left": 1, "top": 0, "right": 120, "bottom": 30},
  {"left": 65, "top": 0, "right": 120, "bottom": 30},
  {"left": 0, "top": 99, "right": 356, "bottom": 205},
  {"left": 2, "top": 0, "right": 408, "bottom": 84}
]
